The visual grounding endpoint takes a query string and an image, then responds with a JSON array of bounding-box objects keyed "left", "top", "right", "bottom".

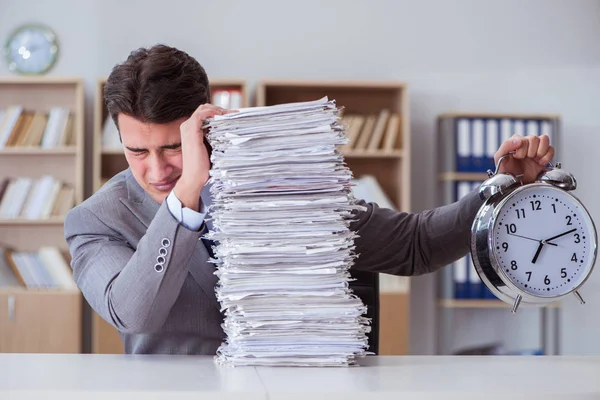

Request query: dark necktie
[{"left": 201, "top": 237, "right": 216, "bottom": 259}]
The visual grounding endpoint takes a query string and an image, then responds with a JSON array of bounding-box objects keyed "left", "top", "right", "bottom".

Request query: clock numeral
[
  {"left": 544, "top": 275, "right": 551, "bottom": 285},
  {"left": 574, "top": 234, "right": 581, "bottom": 244},
  {"left": 561, "top": 268, "right": 567, "bottom": 278},
  {"left": 515, "top": 209, "right": 526, "bottom": 219},
  {"left": 510, "top": 260, "right": 518, "bottom": 270},
  {"left": 525, "top": 271, "right": 532, "bottom": 281},
  {"left": 502, "top": 242, "right": 509, "bottom": 252},
  {"left": 571, "top": 253, "right": 578, "bottom": 262},
  {"left": 530, "top": 200, "right": 542, "bottom": 211},
  {"left": 551, "top": 204, "right": 557, "bottom": 214},
  {"left": 505, "top": 224, "right": 517, "bottom": 234},
  {"left": 566, "top": 216, "right": 573, "bottom": 226}
]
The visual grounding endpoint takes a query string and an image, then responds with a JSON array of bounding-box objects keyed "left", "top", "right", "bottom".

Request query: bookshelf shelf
[
  {"left": 256, "top": 79, "right": 411, "bottom": 356},
  {"left": 0, "top": 286, "right": 79, "bottom": 294},
  {"left": 438, "top": 299, "right": 509, "bottom": 308},
  {"left": 0, "top": 147, "right": 77, "bottom": 155},
  {"left": 0, "top": 76, "right": 84, "bottom": 354},
  {"left": 438, "top": 299, "right": 560, "bottom": 309},
  {"left": 101, "top": 149, "right": 124, "bottom": 155},
  {"left": 438, "top": 172, "right": 489, "bottom": 181},
  {"left": 0, "top": 217, "right": 66, "bottom": 226},
  {"left": 342, "top": 150, "right": 404, "bottom": 159},
  {"left": 438, "top": 112, "right": 561, "bottom": 120}
]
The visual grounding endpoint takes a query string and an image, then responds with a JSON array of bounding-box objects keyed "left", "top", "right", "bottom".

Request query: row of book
[
  {"left": 0, "top": 246, "right": 76, "bottom": 289},
  {"left": 439, "top": 180, "right": 496, "bottom": 300},
  {"left": 438, "top": 116, "right": 558, "bottom": 173},
  {"left": 0, "top": 106, "right": 75, "bottom": 148},
  {"left": 101, "top": 115, "right": 121, "bottom": 150},
  {"left": 211, "top": 87, "right": 244, "bottom": 110},
  {"left": 0, "top": 176, "right": 74, "bottom": 220},
  {"left": 339, "top": 109, "right": 401, "bottom": 152}
]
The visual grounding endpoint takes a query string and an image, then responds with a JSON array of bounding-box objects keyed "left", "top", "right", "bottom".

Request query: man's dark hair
[{"left": 104, "top": 44, "right": 211, "bottom": 130}]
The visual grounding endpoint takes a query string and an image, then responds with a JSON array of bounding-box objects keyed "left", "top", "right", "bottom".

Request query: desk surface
[{"left": 2, "top": 354, "right": 600, "bottom": 400}]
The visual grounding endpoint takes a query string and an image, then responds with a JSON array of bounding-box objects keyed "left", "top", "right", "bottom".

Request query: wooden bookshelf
[
  {"left": 438, "top": 172, "right": 489, "bottom": 181},
  {"left": 93, "top": 78, "right": 249, "bottom": 192},
  {"left": 256, "top": 79, "right": 412, "bottom": 355},
  {"left": 91, "top": 78, "right": 249, "bottom": 354},
  {"left": 0, "top": 76, "right": 84, "bottom": 353},
  {"left": 435, "top": 111, "right": 562, "bottom": 355},
  {"left": 256, "top": 79, "right": 410, "bottom": 213}
]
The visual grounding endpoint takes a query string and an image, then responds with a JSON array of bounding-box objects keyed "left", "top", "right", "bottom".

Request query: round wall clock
[{"left": 4, "top": 24, "right": 59, "bottom": 75}]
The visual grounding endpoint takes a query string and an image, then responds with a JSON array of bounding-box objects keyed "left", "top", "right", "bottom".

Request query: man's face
[{"left": 118, "top": 114, "right": 186, "bottom": 204}]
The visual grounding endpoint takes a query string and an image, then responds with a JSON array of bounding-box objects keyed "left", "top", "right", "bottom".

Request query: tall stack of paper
[{"left": 204, "top": 96, "right": 371, "bottom": 367}]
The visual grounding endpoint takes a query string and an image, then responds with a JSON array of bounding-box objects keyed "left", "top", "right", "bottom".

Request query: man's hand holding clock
[{"left": 494, "top": 134, "right": 555, "bottom": 184}]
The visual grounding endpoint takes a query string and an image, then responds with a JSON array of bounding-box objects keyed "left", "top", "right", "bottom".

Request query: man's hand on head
[{"left": 175, "top": 104, "right": 235, "bottom": 211}]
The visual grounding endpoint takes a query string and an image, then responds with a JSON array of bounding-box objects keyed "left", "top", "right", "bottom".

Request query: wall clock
[{"left": 4, "top": 24, "right": 59, "bottom": 75}]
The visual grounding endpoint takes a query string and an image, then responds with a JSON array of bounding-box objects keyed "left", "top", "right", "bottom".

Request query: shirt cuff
[{"left": 166, "top": 190, "right": 206, "bottom": 231}]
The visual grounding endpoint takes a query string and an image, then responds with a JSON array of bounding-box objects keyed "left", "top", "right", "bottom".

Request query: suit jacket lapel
[
  {"left": 119, "top": 170, "right": 220, "bottom": 311},
  {"left": 119, "top": 170, "right": 159, "bottom": 229}
]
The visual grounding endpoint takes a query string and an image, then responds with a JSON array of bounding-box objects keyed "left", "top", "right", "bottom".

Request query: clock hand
[
  {"left": 544, "top": 228, "right": 577, "bottom": 243},
  {"left": 507, "top": 233, "right": 558, "bottom": 246},
  {"left": 531, "top": 241, "right": 544, "bottom": 264}
]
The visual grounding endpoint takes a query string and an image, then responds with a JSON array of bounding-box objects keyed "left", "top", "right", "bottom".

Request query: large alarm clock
[{"left": 471, "top": 152, "right": 598, "bottom": 312}]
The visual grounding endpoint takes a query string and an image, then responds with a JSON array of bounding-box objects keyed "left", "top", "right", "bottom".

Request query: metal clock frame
[{"left": 470, "top": 155, "right": 598, "bottom": 313}]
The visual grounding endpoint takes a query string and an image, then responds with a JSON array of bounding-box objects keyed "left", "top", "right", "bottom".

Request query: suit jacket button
[
  {"left": 158, "top": 247, "right": 167, "bottom": 256},
  {"left": 154, "top": 264, "right": 164, "bottom": 273},
  {"left": 161, "top": 238, "right": 171, "bottom": 247}
]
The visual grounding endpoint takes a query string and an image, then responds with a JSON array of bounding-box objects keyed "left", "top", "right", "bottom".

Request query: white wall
[{"left": 1, "top": 0, "right": 600, "bottom": 355}]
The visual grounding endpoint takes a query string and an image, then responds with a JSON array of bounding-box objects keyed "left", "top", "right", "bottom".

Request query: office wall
[{"left": 1, "top": 0, "right": 599, "bottom": 355}]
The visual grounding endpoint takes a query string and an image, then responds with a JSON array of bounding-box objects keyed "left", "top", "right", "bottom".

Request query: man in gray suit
[{"left": 64, "top": 44, "right": 555, "bottom": 355}]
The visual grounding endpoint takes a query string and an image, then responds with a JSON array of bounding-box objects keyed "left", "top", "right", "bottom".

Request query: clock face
[
  {"left": 491, "top": 184, "right": 597, "bottom": 298},
  {"left": 4, "top": 25, "right": 58, "bottom": 75}
]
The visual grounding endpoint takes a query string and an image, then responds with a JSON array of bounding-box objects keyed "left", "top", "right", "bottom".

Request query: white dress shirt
[{"left": 165, "top": 190, "right": 206, "bottom": 231}]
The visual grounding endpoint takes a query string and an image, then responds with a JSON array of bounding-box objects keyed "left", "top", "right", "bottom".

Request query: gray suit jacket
[{"left": 64, "top": 168, "right": 483, "bottom": 355}]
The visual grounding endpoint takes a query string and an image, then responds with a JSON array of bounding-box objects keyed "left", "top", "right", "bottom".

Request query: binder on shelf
[
  {"left": 455, "top": 118, "right": 471, "bottom": 172},
  {"left": 452, "top": 181, "right": 472, "bottom": 299},
  {"left": 453, "top": 256, "right": 469, "bottom": 299},
  {"left": 448, "top": 180, "right": 492, "bottom": 300},
  {"left": 500, "top": 118, "right": 512, "bottom": 144},
  {"left": 471, "top": 119, "right": 485, "bottom": 173},
  {"left": 484, "top": 119, "right": 499, "bottom": 172},
  {"left": 211, "top": 88, "right": 243, "bottom": 110}
]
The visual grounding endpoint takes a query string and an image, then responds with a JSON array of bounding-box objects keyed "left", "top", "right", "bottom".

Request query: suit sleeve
[
  {"left": 64, "top": 201, "right": 205, "bottom": 334},
  {"left": 350, "top": 188, "right": 484, "bottom": 276}
]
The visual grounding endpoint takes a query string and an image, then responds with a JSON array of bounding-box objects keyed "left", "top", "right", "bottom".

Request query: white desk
[{"left": 2, "top": 354, "right": 600, "bottom": 399}]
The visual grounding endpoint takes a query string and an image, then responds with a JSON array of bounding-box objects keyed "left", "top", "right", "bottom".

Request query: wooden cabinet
[
  {"left": 0, "top": 289, "right": 81, "bottom": 353},
  {"left": 0, "top": 77, "right": 84, "bottom": 353}
]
